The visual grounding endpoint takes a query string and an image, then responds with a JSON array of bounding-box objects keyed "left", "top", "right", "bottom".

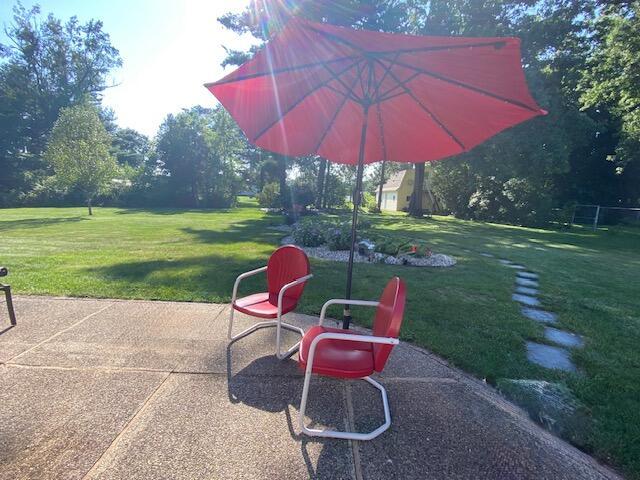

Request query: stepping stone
[
  {"left": 507, "top": 264, "right": 526, "bottom": 270},
  {"left": 517, "top": 271, "right": 539, "bottom": 280},
  {"left": 544, "top": 327, "right": 584, "bottom": 348},
  {"left": 499, "top": 259, "right": 513, "bottom": 265},
  {"left": 516, "top": 277, "right": 539, "bottom": 288},
  {"left": 521, "top": 308, "right": 557, "bottom": 324},
  {"left": 526, "top": 342, "right": 577, "bottom": 372},
  {"left": 512, "top": 294, "right": 541, "bottom": 307},
  {"left": 515, "top": 286, "right": 539, "bottom": 296},
  {"left": 480, "top": 253, "right": 494, "bottom": 258}
]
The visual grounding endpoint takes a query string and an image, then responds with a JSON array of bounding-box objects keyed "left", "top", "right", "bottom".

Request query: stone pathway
[{"left": 479, "top": 251, "right": 584, "bottom": 372}]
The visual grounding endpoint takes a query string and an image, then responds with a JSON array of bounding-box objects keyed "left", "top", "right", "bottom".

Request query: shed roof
[{"left": 382, "top": 170, "right": 408, "bottom": 192}]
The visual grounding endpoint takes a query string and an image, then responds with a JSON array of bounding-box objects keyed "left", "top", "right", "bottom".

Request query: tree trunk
[
  {"left": 87, "top": 197, "right": 93, "bottom": 216},
  {"left": 277, "top": 154, "right": 288, "bottom": 208},
  {"left": 377, "top": 161, "right": 386, "bottom": 210},
  {"left": 316, "top": 158, "right": 327, "bottom": 209},
  {"left": 323, "top": 161, "right": 331, "bottom": 208},
  {"left": 408, "top": 163, "right": 425, "bottom": 217},
  {"left": 192, "top": 179, "right": 199, "bottom": 208}
]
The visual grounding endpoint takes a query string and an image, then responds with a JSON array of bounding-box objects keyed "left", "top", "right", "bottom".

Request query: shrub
[
  {"left": 362, "top": 191, "right": 376, "bottom": 210},
  {"left": 292, "top": 220, "right": 325, "bottom": 247},
  {"left": 258, "top": 182, "right": 281, "bottom": 208},
  {"left": 290, "top": 181, "right": 316, "bottom": 209},
  {"left": 374, "top": 239, "right": 403, "bottom": 256},
  {"left": 326, "top": 222, "right": 353, "bottom": 251}
]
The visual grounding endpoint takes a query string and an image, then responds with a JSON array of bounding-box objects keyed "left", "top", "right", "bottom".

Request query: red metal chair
[
  {"left": 298, "top": 277, "right": 406, "bottom": 440},
  {"left": 229, "top": 245, "right": 313, "bottom": 359}
]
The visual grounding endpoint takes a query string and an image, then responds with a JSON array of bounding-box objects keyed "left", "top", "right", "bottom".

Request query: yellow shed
[{"left": 376, "top": 169, "right": 433, "bottom": 211}]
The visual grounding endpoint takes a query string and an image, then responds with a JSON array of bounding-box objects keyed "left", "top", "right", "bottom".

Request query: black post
[{"left": 343, "top": 103, "right": 370, "bottom": 329}]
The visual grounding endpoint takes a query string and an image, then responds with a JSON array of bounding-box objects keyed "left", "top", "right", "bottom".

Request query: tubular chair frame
[
  {"left": 298, "top": 299, "right": 399, "bottom": 440},
  {"left": 229, "top": 265, "right": 313, "bottom": 360}
]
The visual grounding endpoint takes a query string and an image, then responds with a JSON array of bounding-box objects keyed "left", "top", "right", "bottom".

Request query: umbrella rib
[
  {"left": 302, "top": 23, "right": 366, "bottom": 54},
  {"left": 369, "top": 40, "right": 509, "bottom": 56},
  {"left": 390, "top": 58, "right": 541, "bottom": 113},
  {"left": 378, "top": 90, "right": 408, "bottom": 103},
  {"left": 313, "top": 69, "right": 363, "bottom": 154},
  {"left": 302, "top": 22, "right": 508, "bottom": 57},
  {"left": 324, "top": 83, "right": 361, "bottom": 104},
  {"left": 252, "top": 59, "right": 362, "bottom": 142},
  {"left": 321, "top": 61, "right": 364, "bottom": 104},
  {"left": 373, "top": 52, "right": 400, "bottom": 98},
  {"left": 204, "top": 55, "right": 360, "bottom": 87},
  {"left": 376, "top": 72, "right": 421, "bottom": 102},
  {"left": 374, "top": 58, "right": 466, "bottom": 151}
]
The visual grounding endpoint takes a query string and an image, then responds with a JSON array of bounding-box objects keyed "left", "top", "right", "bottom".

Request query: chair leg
[
  {"left": 275, "top": 312, "right": 304, "bottom": 360},
  {"left": 228, "top": 307, "right": 304, "bottom": 359},
  {"left": 2, "top": 285, "right": 16, "bottom": 326},
  {"left": 227, "top": 306, "right": 235, "bottom": 340},
  {"left": 299, "top": 374, "right": 392, "bottom": 441}
]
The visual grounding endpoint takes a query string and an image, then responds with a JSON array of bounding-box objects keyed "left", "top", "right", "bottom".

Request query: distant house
[{"left": 376, "top": 169, "right": 434, "bottom": 212}]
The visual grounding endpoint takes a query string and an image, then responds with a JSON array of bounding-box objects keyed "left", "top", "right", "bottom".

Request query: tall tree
[
  {"left": 156, "top": 106, "right": 243, "bottom": 207},
  {"left": 44, "top": 102, "right": 119, "bottom": 215},
  {"left": 408, "top": 163, "right": 426, "bottom": 217},
  {"left": 0, "top": 4, "right": 121, "bottom": 205},
  {"left": 580, "top": 2, "right": 640, "bottom": 205}
]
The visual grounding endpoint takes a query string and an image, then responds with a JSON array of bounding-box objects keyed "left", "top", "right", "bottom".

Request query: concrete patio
[{"left": 0, "top": 296, "right": 620, "bottom": 479}]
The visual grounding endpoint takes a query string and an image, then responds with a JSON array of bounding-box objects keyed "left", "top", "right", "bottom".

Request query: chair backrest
[
  {"left": 372, "top": 277, "right": 406, "bottom": 372},
  {"left": 267, "top": 245, "right": 311, "bottom": 302}
]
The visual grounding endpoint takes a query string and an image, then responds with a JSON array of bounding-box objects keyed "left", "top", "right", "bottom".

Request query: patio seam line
[
  {"left": 4, "top": 302, "right": 115, "bottom": 364},
  {"left": 345, "top": 383, "right": 364, "bottom": 480},
  {"left": 81, "top": 370, "right": 173, "bottom": 480}
]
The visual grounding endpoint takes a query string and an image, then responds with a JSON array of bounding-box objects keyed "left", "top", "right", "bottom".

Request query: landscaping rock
[
  {"left": 497, "top": 379, "right": 591, "bottom": 448},
  {"left": 517, "top": 271, "right": 539, "bottom": 280},
  {"left": 521, "top": 308, "right": 557, "bottom": 324},
  {"left": 512, "top": 294, "right": 541, "bottom": 307},
  {"left": 515, "top": 286, "right": 539, "bottom": 296},
  {"left": 281, "top": 238, "right": 456, "bottom": 268},
  {"left": 544, "top": 327, "right": 584, "bottom": 348},
  {"left": 526, "top": 342, "right": 576, "bottom": 372},
  {"left": 516, "top": 277, "right": 539, "bottom": 288}
]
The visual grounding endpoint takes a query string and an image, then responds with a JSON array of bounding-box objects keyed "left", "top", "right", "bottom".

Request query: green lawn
[{"left": 1, "top": 199, "right": 639, "bottom": 478}]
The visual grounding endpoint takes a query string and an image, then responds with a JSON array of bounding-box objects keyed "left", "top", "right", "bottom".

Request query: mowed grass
[{"left": 1, "top": 199, "right": 639, "bottom": 478}]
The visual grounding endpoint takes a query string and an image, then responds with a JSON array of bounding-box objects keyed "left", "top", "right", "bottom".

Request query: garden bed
[{"left": 280, "top": 234, "right": 457, "bottom": 267}]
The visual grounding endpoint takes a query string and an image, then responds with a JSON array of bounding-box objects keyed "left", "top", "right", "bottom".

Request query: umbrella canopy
[{"left": 206, "top": 18, "right": 546, "bottom": 327}]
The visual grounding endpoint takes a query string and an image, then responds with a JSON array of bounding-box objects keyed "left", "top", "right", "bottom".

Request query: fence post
[{"left": 593, "top": 205, "right": 601, "bottom": 231}]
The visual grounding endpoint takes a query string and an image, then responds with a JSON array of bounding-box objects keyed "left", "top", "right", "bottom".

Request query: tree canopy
[
  {"left": 44, "top": 101, "right": 119, "bottom": 215},
  {"left": 0, "top": 4, "right": 121, "bottom": 206}
]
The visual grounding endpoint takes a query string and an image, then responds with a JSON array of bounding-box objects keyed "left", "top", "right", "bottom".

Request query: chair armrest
[
  {"left": 231, "top": 266, "right": 267, "bottom": 303},
  {"left": 304, "top": 332, "right": 399, "bottom": 374},
  {"left": 277, "top": 274, "right": 314, "bottom": 317},
  {"left": 318, "top": 299, "right": 379, "bottom": 326}
]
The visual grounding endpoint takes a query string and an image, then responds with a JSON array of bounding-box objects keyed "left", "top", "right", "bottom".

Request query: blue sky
[{"left": 1, "top": 0, "right": 256, "bottom": 136}]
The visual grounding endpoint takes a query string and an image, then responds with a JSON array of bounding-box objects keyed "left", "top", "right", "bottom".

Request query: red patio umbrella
[{"left": 205, "top": 18, "right": 546, "bottom": 328}]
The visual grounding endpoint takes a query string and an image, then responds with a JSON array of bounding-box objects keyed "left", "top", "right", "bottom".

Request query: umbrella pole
[{"left": 343, "top": 104, "right": 369, "bottom": 329}]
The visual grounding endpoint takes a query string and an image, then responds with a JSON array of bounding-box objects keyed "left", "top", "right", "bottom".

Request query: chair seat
[
  {"left": 299, "top": 326, "right": 375, "bottom": 379},
  {"left": 233, "top": 292, "right": 298, "bottom": 319}
]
